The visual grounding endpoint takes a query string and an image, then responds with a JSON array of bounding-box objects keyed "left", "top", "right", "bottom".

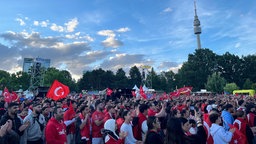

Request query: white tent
[
  {"left": 143, "top": 84, "right": 149, "bottom": 92},
  {"left": 132, "top": 85, "right": 139, "bottom": 91}
]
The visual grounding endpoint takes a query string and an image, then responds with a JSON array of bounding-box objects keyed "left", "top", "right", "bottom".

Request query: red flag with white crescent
[
  {"left": 46, "top": 80, "right": 70, "bottom": 101},
  {"left": 3, "top": 87, "right": 12, "bottom": 103}
]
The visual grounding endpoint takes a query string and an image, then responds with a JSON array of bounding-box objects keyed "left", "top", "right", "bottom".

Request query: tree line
[{"left": 0, "top": 48, "right": 256, "bottom": 94}]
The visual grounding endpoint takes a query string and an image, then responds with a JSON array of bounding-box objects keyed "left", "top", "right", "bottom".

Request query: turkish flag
[
  {"left": 177, "top": 86, "right": 193, "bottom": 96},
  {"left": 46, "top": 80, "right": 70, "bottom": 101},
  {"left": 3, "top": 87, "right": 12, "bottom": 103},
  {"left": 170, "top": 91, "right": 180, "bottom": 97},
  {"left": 139, "top": 86, "right": 147, "bottom": 99},
  {"left": 229, "top": 124, "right": 247, "bottom": 144},
  {"left": 11, "top": 91, "right": 18, "bottom": 102},
  {"left": 106, "top": 88, "right": 113, "bottom": 96}
]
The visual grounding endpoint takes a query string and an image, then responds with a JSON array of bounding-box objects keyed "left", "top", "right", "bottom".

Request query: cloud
[
  {"left": 16, "top": 18, "right": 26, "bottom": 26},
  {"left": 50, "top": 23, "right": 65, "bottom": 32},
  {"left": 99, "top": 53, "right": 145, "bottom": 70},
  {"left": 34, "top": 20, "right": 49, "bottom": 27},
  {"left": 97, "top": 28, "right": 130, "bottom": 48},
  {"left": 116, "top": 27, "right": 130, "bottom": 33},
  {"left": 97, "top": 30, "right": 115, "bottom": 37},
  {"left": 163, "top": 7, "right": 172, "bottom": 13},
  {"left": 50, "top": 18, "right": 78, "bottom": 33},
  {"left": 0, "top": 31, "right": 60, "bottom": 49},
  {"left": 101, "top": 37, "right": 123, "bottom": 48},
  {"left": 65, "top": 18, "right": 79, "bottom": 32},
  {"left": 158, "top": 61, "right": 179, "bottom": 69}
]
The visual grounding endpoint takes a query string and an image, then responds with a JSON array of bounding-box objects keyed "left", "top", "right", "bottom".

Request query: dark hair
[
  {"left": 121, "top": 110, "right": 129, "bottom": 119},
  {"left": 8, "top": 102, "right": 19, "bottom": 109},
  {"left": 53, "top": 106, "right": 62, "bottom": 114},
  {"left": 238, "top": 100, "right": 244, "bottom": 106},
  {"left": 139, "top": 104, "right": 149, "bottom": 113},
  {"left": 209, "top": 113, "right": 219, "bottom": 123},
  {"left": 165, "top": 117, "right": 187, "bottom": 144},
  {"left": 236, "top": 110, "right": 244, "bottom": 117},
  {"left": 147, "top": 116, "right": 157, "bottom": 130},
  {"left": 95, "top": 100, "right": 102, "bottom": 108},
  {"left": 225, "top": 104, "right": 233, "bottom": 110},
  {"left": 80, "top": 105, "right": 89, "bottom": 112},
  {"left": 179, "top": 117, "right": 188, "bottom": 126}
]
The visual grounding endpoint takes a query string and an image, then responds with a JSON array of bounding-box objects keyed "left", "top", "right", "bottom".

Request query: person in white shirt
[{"left": 120, "top": 111, "right": 142, "bottom": 144}]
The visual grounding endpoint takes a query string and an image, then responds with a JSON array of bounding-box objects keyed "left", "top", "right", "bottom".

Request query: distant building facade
[{"left": 23, "top": 57, "right": 51, "bottom": 72}]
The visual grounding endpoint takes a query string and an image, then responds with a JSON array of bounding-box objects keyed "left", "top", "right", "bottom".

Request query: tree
[
  {"left": 115, "top": 68, "right": 128, "bottom": 88},
  {"left": 205, "top": 72, "right": 226, "bottom": 93},
  {"left": 129, "top": 66, "right": 142, "bottom": 87},
  {"left": 223, "top": 83, "right": 239, "bottom": 94},
  {"left": 175, "top": 48, "right": 218, "bottom": 91},
  {"left": 217, "top": 52, "right": 243, "bottom": 88},
  {"left": 243, "top": 78, "right": 253, "bottom": 89}
]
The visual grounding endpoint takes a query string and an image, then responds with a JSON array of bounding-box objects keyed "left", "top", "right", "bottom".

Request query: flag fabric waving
[
  {"left": 106, "top": 88, "right": 113, "bottom": 96},
  {"left": 46, "top": 80, "right": 70, "bottom": 101},
  {"left": 3, "top": 87, "right": 12, "bottom": 103},
  {"left": 228, "top": 124, "right": 247, "bottom": 144},
  {"left": 139, "top": 86, "right": 147, "bottom": 99},
  {"left": 177, "top": 86, "right": 193, "bottom": 95},
  {"left": 11, "top": 91, "right": 18, "bottom": 102}
]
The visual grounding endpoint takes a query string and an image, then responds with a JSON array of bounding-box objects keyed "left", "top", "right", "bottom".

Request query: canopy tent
[
  {"left": 142, "top": 84, "right": 149, "bottom": 92},
  {"left": 132, "top": 85, "right": 139, "bottom": 91}
]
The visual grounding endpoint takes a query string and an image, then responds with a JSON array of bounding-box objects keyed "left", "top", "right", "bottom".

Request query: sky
[{"left": 0, "top": 0, "right": 255, "bottom": 81}]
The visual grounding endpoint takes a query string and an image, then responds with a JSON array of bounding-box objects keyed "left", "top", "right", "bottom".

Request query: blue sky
[{"left": 0, "top": 0, "right": 255, "bottom": 80}]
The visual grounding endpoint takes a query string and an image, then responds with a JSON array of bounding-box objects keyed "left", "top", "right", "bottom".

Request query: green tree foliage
[
  {"left": 243, "top": 78, "right": 253, "bottom": 89},
  {"left": 205, "top": 72, "right": 226, "bottom": 93},
  {"left": 217, "top": 52, "right": 243, "bottom": 87},
  {"left": 115, "top": 68, "right": 129, "bottom": 88},
  {"left": 129, "top": 66, "right": 142, "bottom": 87},
  {"left": 242, "top": 55, "right": 256, "bottom": 83},
  {"left": 44, "top": 67, "right": 77, "bottom": 92},
  {"left": 0, "top": 70, "right": 11, "bottom": 90},
  {"left": 175, "top": 49, "right": 218, "bottom": 91},
  {"left": 223, "top": 83, "right": 239, "bottom": 94}
]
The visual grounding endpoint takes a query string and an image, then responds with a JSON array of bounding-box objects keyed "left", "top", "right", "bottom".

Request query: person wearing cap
[
  {"left": 45, "top": 107, "right": 67, "bottom": 144},
  {"left": 91, "top": 100, "right": 105, "bottom": 144}
]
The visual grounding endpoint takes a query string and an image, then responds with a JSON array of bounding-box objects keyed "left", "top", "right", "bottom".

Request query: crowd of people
[{"left": 0, "top": 92, "right": 256, "bottom": 144}]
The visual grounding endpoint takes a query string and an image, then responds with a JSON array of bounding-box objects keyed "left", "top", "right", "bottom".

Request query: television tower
[{"left": 193, "top": 0, "right": 202, "bottom": 49}]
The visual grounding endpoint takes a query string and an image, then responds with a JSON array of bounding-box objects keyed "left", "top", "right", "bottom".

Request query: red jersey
[
  {"left": 64, "top": 109, "right": 75, "bottom": 134},
  {"left": 45, "top": 117, "right": 67, "bottom": 144},
  {"left": 233, "top": 118, "right": 247, "bottom": 136},
  {"left": 79, "top": 113, "right": 91, "bottom": 140},
  {"left": 92, "top": 110, "right": 105, "bottom": 138},
  {"left": 148, "top": 108, "right": 156, "bottom": 117},
  {"left": 247, "top": 112, "right": 255, "bottom": 127}
]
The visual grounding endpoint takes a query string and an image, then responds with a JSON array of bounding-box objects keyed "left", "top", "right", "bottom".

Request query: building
[{"left": 23, "top": 57, "right": 51, "bottom": 73}]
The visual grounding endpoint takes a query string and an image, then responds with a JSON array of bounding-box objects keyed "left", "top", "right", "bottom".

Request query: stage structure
[{"left": 140, "top": 65, "right": 152, "bottom": 88}]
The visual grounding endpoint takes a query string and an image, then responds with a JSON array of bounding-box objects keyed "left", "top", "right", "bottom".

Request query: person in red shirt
[
  {"left": 45, "top": 107, "right": 67, "bottom": 144},
  {"left": 64, "top": 100, "right": 77, "bottom": 144},
  {"left": 136, "top": 104, "right": 148, "bottom": 141},
  {"left": 104, "top": 105, "right": 116, "bottom": 123},
  {"left": 234, "top": 110, "right": 254, "bottom": 144},
  {"left": 77, "top": 105, "right": 91, "bottom": 144},
  {"left": 91, "top": 100, "right": 105, "bottom": 144}
]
